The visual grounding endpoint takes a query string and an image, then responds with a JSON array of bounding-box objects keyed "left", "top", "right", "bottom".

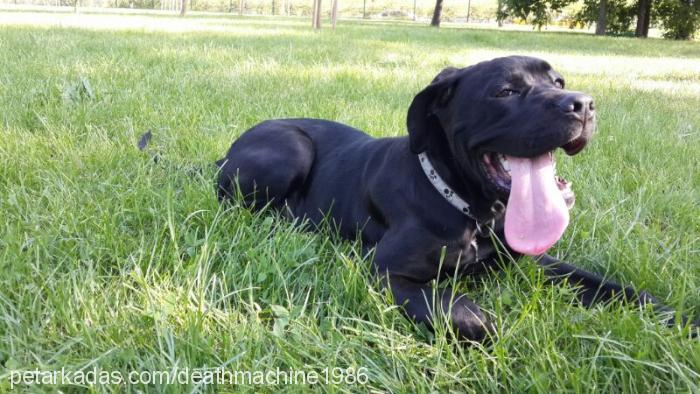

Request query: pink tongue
[{"left": 504, "top": 153, "right": 569, "bottom": 255}]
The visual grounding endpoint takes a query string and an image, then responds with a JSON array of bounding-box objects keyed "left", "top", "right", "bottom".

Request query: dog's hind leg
[{"left": 217, "top": 121, "right": 315, "bottom": 211}]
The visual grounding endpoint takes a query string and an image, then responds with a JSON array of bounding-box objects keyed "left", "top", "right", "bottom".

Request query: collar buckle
[
  {"left": 476, "top": 200, "right": 505, "bottom": 237},
  {"left": 475, "top": 219, "right": 493, "bottom": 237}
]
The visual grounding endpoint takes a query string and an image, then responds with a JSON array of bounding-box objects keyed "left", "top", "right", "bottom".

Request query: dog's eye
[
  {"left": 495, "top": 89, "right": 519, "bottom": 98},
  {"left": 554, "top": 79, "right": 564, "bottom": 89}
]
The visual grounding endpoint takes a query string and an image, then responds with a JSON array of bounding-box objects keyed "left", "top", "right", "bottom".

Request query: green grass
[{"left": 1, "top": 12, "right": 699, "bottom": 393}]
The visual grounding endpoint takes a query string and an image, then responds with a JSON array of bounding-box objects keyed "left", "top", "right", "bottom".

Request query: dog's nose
[{"left": 560, "top": 94, "right": 594, "bottom": 116}]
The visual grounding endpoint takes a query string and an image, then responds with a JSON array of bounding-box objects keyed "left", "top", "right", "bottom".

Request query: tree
[
  {"left": 635, "top": 0, "right": 652, "bottom": 37},
  {"left": 312, "top": 0, "right": 322, "bottom": 29},
  {"left": 180, "top": 0, "right": 187, "bottom": 15},
  {"left": 499, "top": 0, "right": 576, "bottom": 30},
  {"left": 595, "top": 0, "right": 607, "bottom": 34},
  {"left": 573, "top": 0, "right": 635, "bottom": 35},
  {"left": 574, "top": 0, "right": 698, "bottom": 38},
  {"left": 655, "top": 0, "right": 700, "bottom": 39},
  {"left": 331, "top": 0, "right": 339, "bottom": 29},
  {"left": 497, "top": 0, "right": 505, "bottom": 26},
  {"left": 431, "top": 0, "right": 444, "bottom": 27}
]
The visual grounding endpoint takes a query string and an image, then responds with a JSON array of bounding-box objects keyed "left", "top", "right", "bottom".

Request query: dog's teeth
[{"left": 496, "top": 154, "right": 510, "bottom": 172}]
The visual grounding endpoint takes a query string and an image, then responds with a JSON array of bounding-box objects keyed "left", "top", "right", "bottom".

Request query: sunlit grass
[{"left": 0, "top": 11, "right": 698, "bottom": 392}]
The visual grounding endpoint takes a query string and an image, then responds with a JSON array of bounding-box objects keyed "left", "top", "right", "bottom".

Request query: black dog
[{"left": 217, "top": 56, "right": 697, "bottom": 341}]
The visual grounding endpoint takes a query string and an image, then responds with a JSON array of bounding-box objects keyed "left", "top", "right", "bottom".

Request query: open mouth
[
  {"left": 480, "top": 136, "right": 587, "bottom": 210},
  {"left": 479, "top": 135, "right": 590, "bottom": 256},
  {"left": 482, "top": 151, "right": 575, "bottom": 209}
]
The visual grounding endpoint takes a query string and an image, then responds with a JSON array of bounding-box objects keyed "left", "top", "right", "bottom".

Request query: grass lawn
[{"left": 1, "top": 11, "right": 699, "bottom": 392}]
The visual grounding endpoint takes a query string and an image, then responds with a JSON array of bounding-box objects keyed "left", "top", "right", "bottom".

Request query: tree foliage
[
  {"left": 498, "top": 0, "right": 576, "bottom": 29},
  {"left": 654, "top": 0, "right": 700, "bottom": 39},
  {"left": 504, "top": 0, "right": 699, "bottom": 38},
  {"left": 573, "top": 0, "right": 636, "bottom": 35}
]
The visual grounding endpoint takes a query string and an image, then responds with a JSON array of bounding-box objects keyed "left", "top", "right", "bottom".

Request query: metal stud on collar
[{"left": 418, "top": 152, "right": 475, "bottom": 219}]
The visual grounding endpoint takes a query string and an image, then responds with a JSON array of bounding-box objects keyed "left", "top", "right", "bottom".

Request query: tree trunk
[
  {"left": 635, "top": 0, "right": 651, "bottom": 38},
  {"left": 642, "top": 0, "right": 651, "bottom": 36},
  {"left": 312, "top": 0, "right": 317, "bottom": 28},
  {"left": 497, "top": 0, "right": 503, "bottom": 27},
  {"left": 331, "top": 0, "right": 338, "bottom": 29},
  {"left": 430, "top": 0, "right": 443, "bottom": 27},
  {"left": 312, "top": 0, "right": 322, "bottom": 29},
  {"left": 316, "top": 0, "right": 322, "bottom": 28},
  {"left": 180, "top": 0, "right": 187, "bottom": 15},
  {"left": 595, "top": 0, "right": 607, "bottom": 35},
  {"left": 239, "top": 0, "right": 243, "bottom": 15}
]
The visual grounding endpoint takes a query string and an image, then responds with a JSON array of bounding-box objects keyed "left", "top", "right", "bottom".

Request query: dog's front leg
[
  {"left": 373, "top": 229, "right": 495, "bottom": 342},
  {"left": 536, "top": 254, "right": 699, "bottom": 332},
  {"left": 382, "top": 274, "right": 496, "bottom": 342}
]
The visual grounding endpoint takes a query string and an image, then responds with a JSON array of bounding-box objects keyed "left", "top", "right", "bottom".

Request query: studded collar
[{"left": 418, "top": 152, "right": 504, "bottom": 235}]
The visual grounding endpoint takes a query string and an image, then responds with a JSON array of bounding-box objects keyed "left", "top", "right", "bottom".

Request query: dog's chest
[{"left": 439, "top": 227, "right": 498, "bottom": 275}]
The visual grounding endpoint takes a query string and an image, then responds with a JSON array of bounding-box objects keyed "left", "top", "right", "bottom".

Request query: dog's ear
[
  {"left": 407, "top": 67, "right": 461, "bottom": 154},
  {"left": 431, "top": 66, "right": 460, "bottom": 84}
]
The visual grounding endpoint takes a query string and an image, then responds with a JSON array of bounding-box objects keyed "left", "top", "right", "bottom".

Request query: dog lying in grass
[{"left": 216, "top": 56, "right": 698, "bottom": 342}]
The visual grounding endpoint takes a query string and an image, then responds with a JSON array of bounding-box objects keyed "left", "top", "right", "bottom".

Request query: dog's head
[{"left": 408, "top": 56, "right": 596, "bottom": 255}]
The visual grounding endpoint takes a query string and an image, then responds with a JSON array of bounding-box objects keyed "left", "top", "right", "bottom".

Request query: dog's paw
[{"left": 446, "top": 296, "right": 497, "bottom": 343}]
